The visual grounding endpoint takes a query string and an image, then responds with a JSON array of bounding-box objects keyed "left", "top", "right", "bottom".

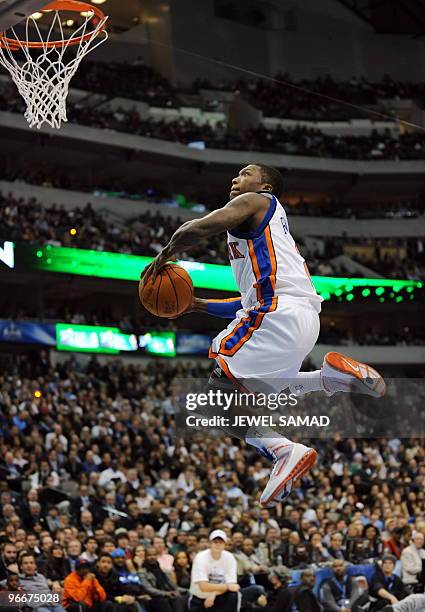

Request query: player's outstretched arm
[
  {"left": 142, "top": 193, "right": 263, "bottom": 281},
  {"left": 166, "top": 192, "right": 261, "bottom": 253},
  {"left": 168, "top": 297, "right": 242, "bottom": 319},
  {"left": 197, "top": 297, "right": 242, "bottom": 318}
]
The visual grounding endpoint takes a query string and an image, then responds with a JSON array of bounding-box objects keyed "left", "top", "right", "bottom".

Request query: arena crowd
[
  {"left": 70, "top": 60, "right": 425, "bottom": 122},
  {"left": 0, "top": 191, "right": 424, "bottom": 279},
  {"left": 0, "top": 354, "right": 424, "bottom": 612},
  {"left": 1, "top": 84, "right": 425, "bottom": 161},
  {"left": 3, "top": 166, "right": 425, "bottom": 221}
]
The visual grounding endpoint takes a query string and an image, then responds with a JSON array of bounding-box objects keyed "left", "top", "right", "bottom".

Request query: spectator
[
  {"left": 370, "top": 555, "right": 410, "bottom": 610},
  {"left": 136, "top": 547, "right": 186, "bottom": 612},
  {"left": 320, "top": 559, "right": 368, "bottom": 611},
  {"left": 80, "top": 537, "right": 99, "bottom": 565},
  {"left": 109, "top": 549, "right": 136, "bottom": 583},
  {"left": 173, "top": 551, "right": 191, "bottom": 591},
  {"left": 382, "top": 521, "right": 404, "bottom": 560},
  {"left": 327, "top": 533, "right": 347, "bottom": 560},
  {"left": 126, "top": 545, "right": 145, "bottom": 574},
  {"left": 40, "top": 543, "right": 71, "bottom": 583},
  {"left": 94, "top": 553, "right": 140, "bottom": 612},
  {"left": 270, "top": 570, "right": 322, "bottom": 612},
  {"left": 189, "top": 529, "right": 240, "bottom": 611},
  {"left": 36, "top": 536, "right": 54, "bottom": 574},
  {"left": 66, "top": 541, "right": 82, "bottom": 572},
  {"left": 18, "top": 552, "right": 65, "bottom": 612},
  {"left": 0, "top": 542, "right": 17, "bottom": 580},
  {"left": 309, "top": 533, "right": 331, "bottom": 564},
  {"left": 400, "top": 532, "right": 425, "bottom": 592},
  {"left": 80, "top": 512, "right": 95, "bottom": 537},
  {"left": 63, "top": 559, "right": 112, "bottom": 612},
  {"left": 70, "top": 485, "right": 94, "bottom": 518},
  {"left": 290, "top": 569, "right": 321, "bottom": 612},
  {"left": 257, "top": 528, "right": 281, "bottom": 566},
  {"left": 251, "top": 510, "right": 279, "bottom": 538},
  {"left": 362, "top": 524, "right": 383, "bottom": 560},
  {"left": 233, "top": 537, "right": 268, "bottom": 588},
  {"left": 0, "top": 573, "right": 27, "bottom": 612},
  {"left": 152, "top": 536, "right": 174, "bottom": 575},
  {"left": 263, "top": 569, "right": 292, "bottom": 610}
]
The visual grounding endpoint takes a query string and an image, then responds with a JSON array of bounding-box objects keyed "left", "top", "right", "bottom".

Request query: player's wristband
[{"left": 206, "top": 299, "right": 242, "bottom": 318}]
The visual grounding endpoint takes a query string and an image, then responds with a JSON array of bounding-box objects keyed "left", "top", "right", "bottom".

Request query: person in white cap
[{"left": 188, "top": 530, "right": 241, "bottom": 611}]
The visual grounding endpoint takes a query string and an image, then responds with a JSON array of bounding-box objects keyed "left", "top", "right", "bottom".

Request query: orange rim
[{"left": 0, "top": 0, "right": 107, "bottom": 49}]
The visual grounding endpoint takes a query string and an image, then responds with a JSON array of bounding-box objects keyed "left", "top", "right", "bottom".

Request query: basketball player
[{"left": 143, "top": 164, "right": 385, "bottom": 507}]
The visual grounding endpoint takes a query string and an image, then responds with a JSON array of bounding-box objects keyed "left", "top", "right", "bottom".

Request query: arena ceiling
[
  {"left": 337, "top": 0, "right": 425, "bottom": 35},
  {"left": 0, "top": 0, "right": 142, "bottom": 33}
]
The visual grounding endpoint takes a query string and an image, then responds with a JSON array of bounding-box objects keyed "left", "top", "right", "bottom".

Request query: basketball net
[{"left": 0, "top": 2, "right": 108, "bottom": 129}]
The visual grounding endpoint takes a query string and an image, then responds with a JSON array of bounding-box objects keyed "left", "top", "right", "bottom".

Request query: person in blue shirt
[
  {"left": 371, "top": 555, "right": 425, "bottom": 612},
  {"left": 371, "top": 555, "right": 409, "bottom": 611}
]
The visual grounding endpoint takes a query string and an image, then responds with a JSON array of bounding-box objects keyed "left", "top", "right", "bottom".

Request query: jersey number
[{"left": 280, "top": 216, "right": 289, "bottom": 234}]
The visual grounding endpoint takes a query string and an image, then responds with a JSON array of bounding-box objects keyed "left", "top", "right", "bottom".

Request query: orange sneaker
[{"left": 322, "top": 351, "right": 386, "bottom": 398}]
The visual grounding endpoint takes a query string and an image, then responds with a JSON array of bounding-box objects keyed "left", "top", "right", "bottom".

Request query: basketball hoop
[{"left": 0, "top": 0, "right": 108, "bottom": 129}]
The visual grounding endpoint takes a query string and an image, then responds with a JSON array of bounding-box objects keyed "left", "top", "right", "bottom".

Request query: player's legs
[
  {"left": 207, "top": 362, "right": 317, "bottom": 507},
  {"left": 208, "top": 300, "right": 321, "bottom": 506}
]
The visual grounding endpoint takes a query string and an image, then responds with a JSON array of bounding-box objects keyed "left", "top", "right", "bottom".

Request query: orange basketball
[{"left": 139, "top": 263, "right": 194, "bottom": 317}]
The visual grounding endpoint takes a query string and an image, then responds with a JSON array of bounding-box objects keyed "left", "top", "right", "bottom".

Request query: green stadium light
[
  {"left": 346, "top": 293, "right": 354, "bottom": 302},
  {"left": 362, "top": 289, "right": 371, "bottom": 297},
  {"left": 18, "top": 244, "right": 422, "bottom": 301},
  {"left": 139, "top": 332, "right": 176, "bottom": 357},
  {"left": 56, "top": 323, "right": 138, "bottom": 354}
]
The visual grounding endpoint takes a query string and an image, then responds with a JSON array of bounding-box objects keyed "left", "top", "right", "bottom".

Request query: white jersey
[
  {"left": 227, "top": 192, "right": 323, "bottom": 312},
  {"left": 210, "top": 191, "right": 322, "bottom": 390}
]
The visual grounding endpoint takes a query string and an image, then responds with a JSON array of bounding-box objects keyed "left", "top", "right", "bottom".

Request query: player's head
[{"left": 230, "top": 164, "right": 284, "bottom": 200}]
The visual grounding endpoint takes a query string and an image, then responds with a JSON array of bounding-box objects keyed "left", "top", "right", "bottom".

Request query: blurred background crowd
[
  {"left": 0, "top": 355, "right": 424, "bottom": 612},
  {"left": 1, "top": 191, "right": 424, "bottom": 279}
]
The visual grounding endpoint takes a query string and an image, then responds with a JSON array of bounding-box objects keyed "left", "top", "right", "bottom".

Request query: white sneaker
[
  {"left": 259, "top": 442, "right": 317, "bottom": 507},
  {"left": 261, "top": 480, "right": 293, "bottom": 509},
  {"left": 322, "top": 351, "right": 386, "bottom": 398}
]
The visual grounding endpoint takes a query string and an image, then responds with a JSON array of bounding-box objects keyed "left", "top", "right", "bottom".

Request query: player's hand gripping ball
[{"left": 139, "top": 263, "right": 194, "bottom": 317}]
